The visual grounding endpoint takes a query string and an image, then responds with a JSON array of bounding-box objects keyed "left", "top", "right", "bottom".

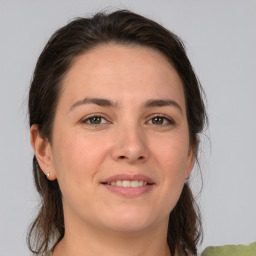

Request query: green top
[
  {"left": 46, "top": 242, "right": 256, "bottom": 256},
  {"left": 202, "top": 242, "right": 256, "bottom": 256}
]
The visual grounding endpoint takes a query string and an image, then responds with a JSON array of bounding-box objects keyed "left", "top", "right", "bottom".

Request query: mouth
[
  {"left": 101, "top": 180, "right": 154, "bottom": 188},
  {"left": 100, "top": 174, "right": 155, "bottom": 197}
]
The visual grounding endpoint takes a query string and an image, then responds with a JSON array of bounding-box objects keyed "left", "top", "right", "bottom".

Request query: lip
[{"left": 100, "top": 173, "right": 155, "bottom": 197}]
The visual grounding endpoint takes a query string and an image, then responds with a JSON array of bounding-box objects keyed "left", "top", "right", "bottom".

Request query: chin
[{"left": 100, "top": 208, "right": 160, "bottom": 233}]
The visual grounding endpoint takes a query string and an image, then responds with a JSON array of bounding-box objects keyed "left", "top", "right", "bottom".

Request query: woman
[{"left": 28, "top": 10, "right": 207, "bottom": 256}]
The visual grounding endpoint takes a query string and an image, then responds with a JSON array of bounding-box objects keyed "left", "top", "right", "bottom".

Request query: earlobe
[{"left": 30, "top": 124, "right": 57, "bottom": 180}]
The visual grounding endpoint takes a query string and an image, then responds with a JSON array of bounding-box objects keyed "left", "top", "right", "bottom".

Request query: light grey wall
[{"left": 0, "top": 0, "right": 255, "bottom": 255}]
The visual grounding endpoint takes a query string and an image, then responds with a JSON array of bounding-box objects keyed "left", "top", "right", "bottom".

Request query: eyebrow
[
  {"left": 144, "top": 99, "right": 183, "bottom": 113},
  {"left": 70, "top": 97, "right": 117, "bottom": 111},
  {"left": 69, "top": 97, "right": 183, "bottom": 114}
]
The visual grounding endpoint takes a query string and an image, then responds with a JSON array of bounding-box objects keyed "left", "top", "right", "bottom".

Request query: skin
[{"left": 31, "top": 44, "right": 195, "bottom": 256}]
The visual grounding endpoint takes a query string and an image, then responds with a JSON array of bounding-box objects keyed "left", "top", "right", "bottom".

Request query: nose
[{"left": 111, "top": 125, "right": 149, "bottom": 164}]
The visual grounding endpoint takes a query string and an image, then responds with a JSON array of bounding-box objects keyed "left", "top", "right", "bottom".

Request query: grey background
[{"left": 0, "top": 0, "right": 255, "bottom": 255}]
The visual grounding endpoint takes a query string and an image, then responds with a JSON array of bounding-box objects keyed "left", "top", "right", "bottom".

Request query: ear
[
  {"left": 185, "top": 140, "right": 198, "bottom": 179},
  {"left": 30, "top": 124, "right": 57, "bottom": 180}
]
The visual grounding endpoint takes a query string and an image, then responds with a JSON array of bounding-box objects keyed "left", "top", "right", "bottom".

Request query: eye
[
  {"left": 147, "top": 115, "right": 174, "bottom": 126},
  {"left": 82, "top": 115, "right": 109, "bottom": 126}
]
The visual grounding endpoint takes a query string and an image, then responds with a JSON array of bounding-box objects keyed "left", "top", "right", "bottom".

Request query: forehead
[
  {"left": 60, "top": 44, "right": 185, "bottom": 108},
  {"left": 67, "top": 44, "right": 175, "bottom": 78}
]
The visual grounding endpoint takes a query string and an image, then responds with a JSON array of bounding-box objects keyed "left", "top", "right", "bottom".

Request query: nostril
[{"left": 119, "top": 155, "right": 144, "bottom": 160}]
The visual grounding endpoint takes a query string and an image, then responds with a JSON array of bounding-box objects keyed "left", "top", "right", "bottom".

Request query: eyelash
[
  {"left": 81, "top": 114, "right": 110, "bottom": 127},
  {"left": 147, "top": 115, "right": 175, "bottom": 126},
  {"left": 81, "top": 114, "right": 174, "bottom": 127}
]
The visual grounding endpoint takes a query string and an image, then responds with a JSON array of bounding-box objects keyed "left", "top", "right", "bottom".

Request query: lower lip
[{"left": 102, "top": 184, "right": 154, "bottom": 197}]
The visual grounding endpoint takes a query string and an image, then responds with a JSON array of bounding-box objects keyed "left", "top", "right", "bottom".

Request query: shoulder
[{"left": 202, "top": 241, "right": 256, "bottom": 256}]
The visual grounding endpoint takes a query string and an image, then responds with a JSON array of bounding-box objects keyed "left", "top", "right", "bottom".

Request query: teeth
[
  {"left": 107, "top": 180, "right": 148, "bottom": 187},
  {"left": 122, "top": 180, "right": 130, "bottom": 187},
  {"left": 116, "top": 180, "right": 122, "bottom": 186},
  {"left": 131, "top": 180, "right": 138, "bottom": 187}
]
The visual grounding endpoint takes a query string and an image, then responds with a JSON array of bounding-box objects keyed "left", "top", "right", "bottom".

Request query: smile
[
  {"left": 101, "top": 174, "right": 155, "bottom": 197},
  {"left": 103, "top": 180, "right": 151, "bottom": 187}
]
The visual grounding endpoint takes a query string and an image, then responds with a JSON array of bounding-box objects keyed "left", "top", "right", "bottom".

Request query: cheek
[
  {"left": 51, "top": 129, "right": 110, "bottom": 215},
  {"left": 153, "top": 131, "right": 190, "bottom": 173},
  {"left": 151, "top": 133, "right": 190, "bottom": 201},
  {"left": 51, "top": 128, "right": 108, "bottom": 185}
]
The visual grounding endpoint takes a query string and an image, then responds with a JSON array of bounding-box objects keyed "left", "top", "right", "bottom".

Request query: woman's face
[{"left": 47, "top": 44, "right": 195, "bottom": 233}]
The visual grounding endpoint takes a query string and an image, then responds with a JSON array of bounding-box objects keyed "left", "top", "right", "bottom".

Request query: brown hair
[{"left": 28, "top": 9, "right": 207, "bottom": 256}]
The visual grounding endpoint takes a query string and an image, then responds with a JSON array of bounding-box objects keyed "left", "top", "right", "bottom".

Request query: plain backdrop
[{"left": 0, "top": 0, "right": 255, "bottom": 255}]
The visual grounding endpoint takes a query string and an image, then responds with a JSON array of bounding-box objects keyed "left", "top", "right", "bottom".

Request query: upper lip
[{"left": 101, "top": 174, "right": 155, "bottom": 184}]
